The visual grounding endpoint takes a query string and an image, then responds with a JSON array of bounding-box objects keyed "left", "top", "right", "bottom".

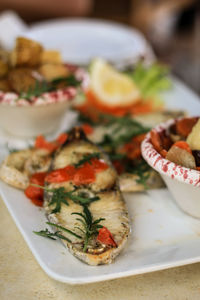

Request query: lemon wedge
[{"left": 90, "top": 58, "right": 140, "bottom": 107}]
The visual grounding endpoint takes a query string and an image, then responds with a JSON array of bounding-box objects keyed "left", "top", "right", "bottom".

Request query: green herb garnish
[
  {"left": 34, "top": 208, "right": 105, "bottom": 252},
  {"left": 72, "top": 205, "right": 105, "bottom": 252},
  {"left": 126, "top": 160, "right": 151, "bottom": 189},
  {"left": 18, "top": 74, "right": 81, "bottom": 100},
  {"left": 31, "top": 184, "right": 100, "bottom": 213},
  {"left": 74, "top": 152, "right": 100, "bottom": 168},
  {"left": 18, "top": 80, "right": 50, "bottom": 101},
  {"left": 51, "top": 75, "right": 81, "bottom": 88},
  {"left": 33, "top": 221, "right": 82, "bottom": 242},
  {"left": 33, "top": 228, "right": 72, "bottom": 242}
]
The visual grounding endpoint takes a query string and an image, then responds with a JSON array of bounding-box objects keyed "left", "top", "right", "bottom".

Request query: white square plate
[{"left": 0, "top": 78, "right": 200, "bottom": 284}]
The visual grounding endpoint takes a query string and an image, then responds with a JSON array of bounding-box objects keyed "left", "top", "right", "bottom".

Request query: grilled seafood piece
[
  {"left": 0, "top": 149, "right": 51, "bottom": 189},
  {"left": 44, "top": 128, "right": 130, "bottom": 265}
]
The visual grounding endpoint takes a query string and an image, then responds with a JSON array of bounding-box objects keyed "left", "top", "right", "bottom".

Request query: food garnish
[
  {"left": 150, "top": 117, "right": 200, "bottom": 170},
  {"left": 0, "top": 37, "right": 82, "bottom": 102}
]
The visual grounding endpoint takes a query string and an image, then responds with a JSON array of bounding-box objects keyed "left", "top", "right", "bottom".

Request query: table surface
[{"left": 1, "top": 197, "right": 200, "bottom": 300}]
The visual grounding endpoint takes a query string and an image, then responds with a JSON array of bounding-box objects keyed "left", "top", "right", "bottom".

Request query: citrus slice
[{"left": 90, "top": 58, "right": 140, "bottom": 107}]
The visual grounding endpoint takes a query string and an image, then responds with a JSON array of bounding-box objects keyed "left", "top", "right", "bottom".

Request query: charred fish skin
[{"left": 44, "top": 128, "right": 130, "bottom": 265}]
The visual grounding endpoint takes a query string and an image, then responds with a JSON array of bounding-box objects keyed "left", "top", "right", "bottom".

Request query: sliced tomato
[
  {"left": 25, "top": 185, "right": 43, "bottom": 201},
  {"left": 30, "top": 197, "right": 43, "bottom": 207},
  {"left": 35, "top": 135, "right": 57, "bottom": 153},
  {"left": 90, "top": 158, "right": 109, "bottom": 173},
  {"left": 81, "top": 124, "right": 94, "bottom": 135},
  {"left": 73, "top": 163, "right": 95, "bottom": 185},
  {"left": 45, "top": 168, "right": 70, "bottom": 183},
  {"left": 30, "top": 172, "right": 47, "bottom": 185},
  {"left": 97, "top": 226, "right": 117, "bottom": 247},
  {"left": 45, "top": 165, "right": 76, "bottom": 183},
  {"left": 121, "top": 134, "right": 146, "bottom": 159},
  {"left": 112, "top": 160, "right": 125, "bottom": 174},
  {"left": 56, "top": 133, "right": 68, "bottom": 145}
]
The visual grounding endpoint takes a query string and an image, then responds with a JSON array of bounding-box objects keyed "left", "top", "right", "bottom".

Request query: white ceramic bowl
[
  {"left": 141, "top": 118, "right": 200, "bottom": 218},
  {"left": 0, "top": 88, "right": 77, "bottom": 138}
]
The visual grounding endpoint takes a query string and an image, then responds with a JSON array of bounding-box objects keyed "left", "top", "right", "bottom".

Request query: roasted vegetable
[
  {"left": 186, "top": 118, "right": 200, "bottom": 150},
  {"left": 166, "top": 145, "right": 196, "bottom": 169}
]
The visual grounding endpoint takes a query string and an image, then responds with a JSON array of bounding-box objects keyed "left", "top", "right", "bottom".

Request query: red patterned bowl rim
[
  {"left": 141, "top": 118, "right": 200, "bottom": 188},
  {"left": 0, "top": 67, "right": 88, "bottom": 107}
]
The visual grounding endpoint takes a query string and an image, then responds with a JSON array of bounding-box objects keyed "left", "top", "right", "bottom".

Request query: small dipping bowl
[{"left": 141, "top": 118, "right": 200, "bottom": 218}]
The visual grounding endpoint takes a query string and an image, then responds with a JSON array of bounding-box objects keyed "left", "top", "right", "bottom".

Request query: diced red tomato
[
  {"left": 112, "top": 160, "right": 125, "bottom": 174},
  {"left": 45, "top": 165, "right": 76, "bottom": 183},
  {"left": 81, "top": 124, "right": 94, "bottom": 135},
  {"left": 97, "top": 226, "right": 117, "bottom": 247},
  {"left": 35, "top": 135, "right": 57, "bottom": 153},
  {"left": 73, "top": 163, "right": 95, "bottom": 185},
  {"left": 121, "top": 133, "right": 146, "bottom": 159},
  {"left": 35, "top": 133, "right": 68, "bottom": 153},
  {"left": 56, "top": 133, "right": 68, "bottom": 145},
  {"left": 24, "top": 172, "right": 47, "bottom": 206},
  {"left": 90, "top": 158, "right": 109, "bottom": 173},
  {"left": 29, "top": 197, "right": 43, "bottom": 207},
  {"left": 30, "top": 172, "right": 47, "bottom": 185},
  {"left": 25, "top": 185, "right": 43, "bottom": 201}
]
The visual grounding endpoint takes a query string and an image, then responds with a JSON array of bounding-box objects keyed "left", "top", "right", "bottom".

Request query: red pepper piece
[
  {"left": 30, "top": 172, "right": 47, "bottom": 185},
  {"left": 81, "top": 123, "right": 94, "bottom": 135},
  {"left": 35, "top": 135, "right": 57, "bottom": 153},
  {"left": 56, "top": 133, "right": 68, "bottom": 145},
  {"left": 24, "top": 172, "right": 47, "bottom": 206},
  {"left": 90, "top": 158, "right": 109, "bottom": 173},
  {"left": 150, "top": 130, "right": 163, "bottom": 153},
  {"left": 176, "top": 117, "right": 198, "bottom": 138},
  {"left": 97, "top": 226, "right": 117, "bottom": 247},
  {"left": 45, "top": 166, "right": 76, "bottom": 183},
  {"left": 73, "top": 163, "right": 95, "bottom": 185},
  {"left": 29, "top": 197, "right": 43, "bottom": 207},
  {"left": 25, "top": 185, "right": 43, "bottom": 199}
]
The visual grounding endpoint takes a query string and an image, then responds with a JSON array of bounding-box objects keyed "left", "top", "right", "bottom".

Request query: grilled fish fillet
[{"left": 44, "top": 128, "right": 130, "bottom": 265}]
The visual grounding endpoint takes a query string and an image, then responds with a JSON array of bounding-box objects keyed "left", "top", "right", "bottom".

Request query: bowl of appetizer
[
  {"left": 142, "top": 116, "right": 200, "bottom": 218},
  {"left": 0, "top": 37, "right": 84, "bottom": 137}
]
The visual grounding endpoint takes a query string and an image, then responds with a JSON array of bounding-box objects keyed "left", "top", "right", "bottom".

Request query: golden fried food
[
  {"left": 0, "top": 79, "right": 10, "bottom": 92},
  {"left": 8, "top": 68, "right": 37, "bottom": 93},
  {"left": 10, "top": 37, "right": 43, "bottom": 67},
  {"left": 40, "top": 50, "right": 62, "bottom": 64},
  {"left": 38, "top": 63, "right": 69, "bottom": 81},
  {"left": 0, "top": 60, "right": 9, "bottom": 78}
]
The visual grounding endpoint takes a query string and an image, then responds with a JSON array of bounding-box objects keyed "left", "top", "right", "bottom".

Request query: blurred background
[{"left": 0, "top": 0, "right": 199, "bottom": 94}]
